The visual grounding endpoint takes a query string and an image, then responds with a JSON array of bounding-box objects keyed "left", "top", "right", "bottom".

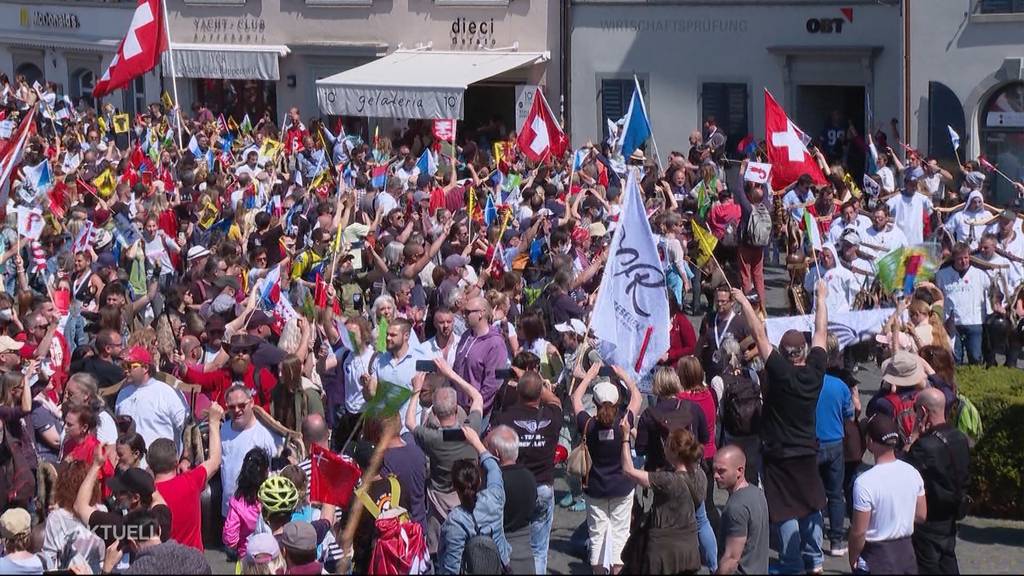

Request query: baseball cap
[
  {"left": 245, "top": 532, "right": 281, "bottom": 565},
  {"left": 866, "top": 413, "right": 901, "bottom": 447},
  {"left": 0, "top": 508, "right": 31, "bottom": 539},
  {"left": 107, "top": 468, "right": 156, "bottom": 497},
  {"left": 779, "top": 330, "right": 807, "bottom": 356},
  {"left": 554, "top": 318, "right": 587, "bottom": 337},
  {"left": 279, "top": 521, "right": 317, "bottom": 553},
  {"left": 0, "top": 335, "right": 25, "bottom": 354},
  {"left": 589, "top": 222, "right": 607, "bottom": 238},
  {"left": 443, "top": 254, "right": 469, "bottom": 271},
  {"left": 187, "top": 245, "right": 211, "bottom": 261},
  {"left": 122, "top": 346, "right": 153, "bottom": 365},
  {"left": 593, "top": 380, "right": 620, "bottom": 405}
]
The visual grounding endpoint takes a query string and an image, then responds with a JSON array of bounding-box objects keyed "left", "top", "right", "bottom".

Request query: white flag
[
  {"left": 744, "top": 161, "right": 772, "bottom": 184},
  {"left": 591, "top": 169, "right": 670, "bottom": 388},
  {"left": 16, "top": 206, "right": 45, "bottom": 240}
]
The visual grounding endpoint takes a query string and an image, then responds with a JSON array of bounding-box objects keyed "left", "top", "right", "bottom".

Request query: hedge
[{"left": 956, "top": 366, "right": 1024, "bottom": 519}]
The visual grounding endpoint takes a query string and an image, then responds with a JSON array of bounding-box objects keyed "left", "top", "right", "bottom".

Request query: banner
[{"left": 765, "top": 308, "right": 897, "bottom": 348}]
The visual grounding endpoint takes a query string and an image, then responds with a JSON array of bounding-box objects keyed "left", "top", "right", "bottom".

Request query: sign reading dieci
[
  {"left": 451, "top": 18, "right": 496, "bottom": 49},
  {"left": 192, "top": 17, "right": 267, "bottom": 43},
  {"left": 19, "top": 8, "right": 81, "bottom": 30}
]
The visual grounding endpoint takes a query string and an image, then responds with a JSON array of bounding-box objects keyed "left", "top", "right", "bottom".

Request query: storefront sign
[
  {"left": 19, "top": 8, "right": 81, "bottom": 30},
  {"left": 318, "top": 85, "right": 464, "bottom": 120},
  {"left": 451, "top": 18, "right": 496, "bottom": 49},
  {"left": 192, "top": 17, "right": 266, "bottom": 43},
  {"left": 163, "top": 49, "right": 280, "bottom": 81},
  {"left": 515, "top": 84, "right": 539, "bottom": 132},
  {"left": 806, "top": 9, "right": 852, "bottom": 34},
  {"left": 987, "top": 111, "right": 1024, "bottom": 128}
]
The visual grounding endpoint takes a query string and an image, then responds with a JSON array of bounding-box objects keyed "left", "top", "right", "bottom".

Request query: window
[
  {"left": 15, "top": 63, "right": 43, "bottom": 86},
  {"left": 979, "top": 82, "right": 1024, "bottom": 206},
  {"left": 124, "top": 75, "right": 145, "bottom": 117},
  {"left": 701, "top": 82, "right": 748, "bottom": 158},
  {"left": 976, "top": 0, "right": 1024, "bottom": 14},
  {"left": 71, "top": 68, "right": 95, "bottom": 109},
  {"left": 599, "top": 77, "right": 646, "bottom": 139}
]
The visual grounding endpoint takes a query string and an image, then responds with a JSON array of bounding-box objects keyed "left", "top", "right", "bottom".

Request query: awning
[
  {"left": 0, "top": 32, "right": 119, "bottom": 53},
  {"left": 162, "top": 43, "right": 290, "bottom": 81},
  {"left": 316, "top": 49, "right": 549, "bottom": 119}
]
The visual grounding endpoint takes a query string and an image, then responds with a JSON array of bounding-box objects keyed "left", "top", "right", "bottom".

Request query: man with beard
[
  {"left": 177, "top": 334, "right": 277, "bottom": 410},
  {"left": 115, "top": 347, "right": 189, "bottom": 451},
  {"left": 860, "top": 205, "right": 909, "bottom": 261}
]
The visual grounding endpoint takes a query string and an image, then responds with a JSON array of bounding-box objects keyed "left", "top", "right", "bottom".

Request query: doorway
[
  {"left": 797, "top": 84, "right": 866, "bottom": 180},
  {"left": 463, "top": 84, "right": 515, "bottom": 148}
]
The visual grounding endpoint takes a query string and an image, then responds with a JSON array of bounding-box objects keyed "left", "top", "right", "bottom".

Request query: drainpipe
[
  {"left": 560, "top": 0, "right": 571, "bottom": 133},
  {"left": 903, "top": 0, "right": 911, "bottom": 143}
]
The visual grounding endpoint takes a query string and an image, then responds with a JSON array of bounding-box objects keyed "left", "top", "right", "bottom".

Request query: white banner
[
  {"left": 163, "top": 49, "right": 280, "bottom": 81},
  {"left": 765, "top": 307, "right": 896, "bottom": 348},
  {"left": 317, "top": 85, "right": 463, "bottom": 120}
]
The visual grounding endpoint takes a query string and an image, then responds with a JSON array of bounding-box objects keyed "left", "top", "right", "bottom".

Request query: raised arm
[
  {"left": 406, "top": 372, "right": 424, "bottom": 433},
  {"left": 619, "top": 417, "right": 649, "bottom": 488},
  {"left": 571, "top": 362, "right": 601, "bottom": 415},
  {"left": 200, "top": 403, "right": 224, "bottom": 478},
  {"left": 74, "top": 445, "right": 110, "bottom": 524},
  {"left": 434, "top": 356, "right": 482, "bottom": 415},
  {"left": 732, "top": 288, "right": 772, "bottom": 361},
  {"left": 811, "top": 279, "right": 828, "bottom": 351}
]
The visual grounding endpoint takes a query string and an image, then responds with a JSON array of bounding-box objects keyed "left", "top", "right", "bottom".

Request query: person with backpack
[
  {"left": 707, "top": 188, "right": 742, "bottom": 275},
  {"left": 437, "top": 426, "right": 509, "bottom": 574},
  {"left": 711, "top": 332, "right": 764, "bottom": 488},
  {"left": 904, "top": 388, "right": 971, "bottom": 575},
  {"left": 865, "top": 351, "right": 930, "bottom": 450},
  {"left": 735, "top": 179, "right": 772, "bottom": 306}
]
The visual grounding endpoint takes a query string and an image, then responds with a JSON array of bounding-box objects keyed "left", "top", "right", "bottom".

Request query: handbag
[{"left": 566, "top": 418, "right": 592, "bottom": 488}]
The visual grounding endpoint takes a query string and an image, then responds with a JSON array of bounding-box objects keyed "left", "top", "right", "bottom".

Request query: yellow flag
[
  {"left": 198, "top": 198, "right": 219, "bottom": 229},
  {"left": 92, "top": 168, "right": 116, "bottom": 199},
  {"left": 97, "top": 116, "right": 108, "bottom": 134},
  {"left": 309, "top": 169, "right": 332, "bottom": 191},
  {"left": 467, "top": 186, "right": 475, "bottom": 220},
  {"left": 258, "top": 139, "right": 283, "bottom": 166},
  {"left": 227, "top": 116, "right": 239, "bottom": 133},
  {"left": 112, "top": 113, "right": 130, "bottom": 134},
  {"left": 493, "top": 142, "right": 508, "bottom": 166},
  {"left": 161, "top": 91, "right": 174, "bottom": 110},
  {"left": 692, "top": 221, "right": 718, "bottom": 268}
]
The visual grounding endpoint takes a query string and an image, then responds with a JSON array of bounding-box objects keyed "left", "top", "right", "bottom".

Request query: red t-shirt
[{"left": 155, "top": 466, "right": 208, "bottom": 551}]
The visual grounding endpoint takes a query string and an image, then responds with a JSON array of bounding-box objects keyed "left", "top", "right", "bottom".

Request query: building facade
[{"left": 569, "top": 0, "right": 904, "bottom": 161}]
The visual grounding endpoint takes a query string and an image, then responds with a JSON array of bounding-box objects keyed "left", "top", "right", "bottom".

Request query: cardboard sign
[{"left": 744, "top": 161, "right": 772, "bottom": 184}]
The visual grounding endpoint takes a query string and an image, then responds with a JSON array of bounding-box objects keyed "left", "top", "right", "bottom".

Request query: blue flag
[
  {"left": 947, "top": 125, "right": 961, "bottom": 150},
  {"left": 620, "top": 79, "right": 651, "bottom": 159},
  {"left": 416, "top": 148, "right": 437, "bottom": 177},
  {"left": 484, "top": 196, "right": 497, "bottom": 226}
]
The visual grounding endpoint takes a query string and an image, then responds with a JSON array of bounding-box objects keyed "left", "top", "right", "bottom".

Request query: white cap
[
  {"left": 554, "top": 318, "right": 587, "bottom": 337},
  {"left": 593, "top": 381, "right": 620, "bottom": 405}
]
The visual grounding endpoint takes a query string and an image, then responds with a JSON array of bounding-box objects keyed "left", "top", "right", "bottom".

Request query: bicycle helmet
[{"left": 258, "top": 475, "right": 299, "bottom": 514}]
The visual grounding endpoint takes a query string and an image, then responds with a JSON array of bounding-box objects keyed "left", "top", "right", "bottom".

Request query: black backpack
[
  {"left": 461, "top": 516, "right": 504, "bottom": 575},
  {"left": 720, "top": 372, "right": 762, "bottom": 437}
]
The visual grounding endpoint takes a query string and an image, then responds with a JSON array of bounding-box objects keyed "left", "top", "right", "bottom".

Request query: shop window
[
  {"left": 197, "top": 79, "right": 277, "bottom": 125},
  {"left": 71, "top": 68, "right": 95, "bottom": 109},
  {"left": 701, "top": 82, "right": 748, "bottom": 158},
  {"left": 976, "top": 0, "right": 1024, "bottom": 14},
  {"left": 599, "top": 77, "right": 646, "bottom": 139},
  {"left": 979, "top": 82, "right": 1024, "bottom": 206}
]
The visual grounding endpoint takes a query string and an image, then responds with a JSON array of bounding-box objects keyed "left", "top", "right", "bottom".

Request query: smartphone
[
  {"left": 415, "top": 360, "right": 436, "bottom": 372},
  {"left": 441, "top": 428, "right": 466, "bottom": 442},
  {"left": 598, "top": 366, "right": 616, "bottom": 378},
  {"left": 494, "top": 368, "right": 512, "bottom": 380}
]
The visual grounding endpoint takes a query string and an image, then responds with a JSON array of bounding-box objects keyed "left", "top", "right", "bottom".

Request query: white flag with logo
[
  {"left": 590, "top": 169, "right": 670, "bottom": 388},
  {"left": 744, "top": 161, "right": 772, "bottom": 185},
  {"left": 16, "top": 206, "right": 45, "bottom": 240}
]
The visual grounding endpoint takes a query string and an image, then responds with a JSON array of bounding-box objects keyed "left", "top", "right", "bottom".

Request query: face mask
[
  {"left": 0, "top": 309, "right": 12, "bottom": 322},
  {"left": 211, "top": 293, "right": 234, "bottom": 314}
]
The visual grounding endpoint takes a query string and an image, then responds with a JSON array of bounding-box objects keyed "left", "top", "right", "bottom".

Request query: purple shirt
[{"left": 452, "top": 325, "right": 509, "bottom": 414}]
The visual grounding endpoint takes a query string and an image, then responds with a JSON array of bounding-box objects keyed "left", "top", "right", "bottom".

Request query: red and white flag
[
  {"left": 93, "top": 0, "right": 168, "bottom": 98},
  {"left": 978, "top": 155, "right": 997, "bottom": 172},
  {"left": 517, "top": 89, "right": 568, "bottom": 163},
  {"left": 764, "top": 89, "right": 826, "bottom": 190},
  {"left": 308, "top": 444, "right": 361, "bottom": 508},
  {"left": 0, "top": 107, "right": 36, "bottom": 197}
]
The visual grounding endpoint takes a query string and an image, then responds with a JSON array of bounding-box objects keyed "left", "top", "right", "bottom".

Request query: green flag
[
  {"left": 375, "top": 316, "right": 389, "bottom": 353},
  {"left": 364, "top": 379, "right": 412, "bottom": 419},
  {"left": 129, "top": 256, "right": 147, "bottom": 299}
]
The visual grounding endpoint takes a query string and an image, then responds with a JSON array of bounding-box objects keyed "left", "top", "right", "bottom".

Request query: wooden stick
[{"left": 337, "top": 418, "right": 396, "bottom": 572}]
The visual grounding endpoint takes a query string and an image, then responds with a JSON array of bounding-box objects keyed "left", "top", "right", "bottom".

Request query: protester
[{"left": 714, "top": 445, "right": 770, "bottom": 575}]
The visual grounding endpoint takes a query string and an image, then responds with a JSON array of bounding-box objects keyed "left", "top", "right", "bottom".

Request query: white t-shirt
[
  {"left": 220, "top": 419, "right": 280, "bottom": 516},
  {"left": 935, "top": 265, "right": 992, "bottom": 326},
  {"left": 876, "top": 166, "right": 896, "bottom": 194},
  {"left": 943, "top": 209, "right": 989, "bottom": 250},
  {"left": 115, "top": 378, "right": 189, "bottom": 451},
  {"left": 886, "top": 193, "right": 933, "bottom": 245},
  {"left": 861, "top": 225, "right": 909, "bottom": 260},
  {"left": 852, "top": 459, "right": 924, "bottom": 568},
  {"left": 804, "top": 264, "right": 858, "bottom": 313}
]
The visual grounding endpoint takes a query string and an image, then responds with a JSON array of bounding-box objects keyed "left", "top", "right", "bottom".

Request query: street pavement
[{"left": 204, "top": 264, "right": 1024, "bottom": 574}]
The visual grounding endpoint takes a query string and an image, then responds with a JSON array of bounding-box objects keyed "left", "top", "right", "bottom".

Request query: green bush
[{"left": 956, "top": 366, "right": 1024, "bottom": 519}]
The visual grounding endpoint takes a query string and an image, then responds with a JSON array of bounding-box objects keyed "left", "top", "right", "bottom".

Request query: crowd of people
[{"left": 0, "top": 85, "right": 1001, "bottom": 575}]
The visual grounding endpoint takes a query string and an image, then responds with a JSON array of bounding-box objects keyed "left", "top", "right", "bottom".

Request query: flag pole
[
  {"left": 634, "top": 74, "right": 664, "bottom": 175},
  {"left": 159, "top": 0, "right": 183, "bottom": 150}
]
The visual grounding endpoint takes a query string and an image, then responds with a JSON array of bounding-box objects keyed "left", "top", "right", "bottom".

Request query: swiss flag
[
  {"left": 93, "top": 0, "right": 168, "bottom": 98},
  {"left": 764, "top": 89, "right": 826, "bottom": 190},
  {"left": 308, "top": 444, "right": 362, "bottom": 508},
  {"left": 516, "top": 89, "right": 568, "bottom": 163}
]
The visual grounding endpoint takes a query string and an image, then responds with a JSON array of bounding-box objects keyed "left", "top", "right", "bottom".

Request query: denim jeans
[
  {"left": 817, "top": 440, "right": 846, "bottom": 544},
  {"left": 695, "top": 502, "right": 719, "bottom": 572},
  {"left": 774, "top": 511, "right": 824, "bottom": 574},
  {"left": 954, "top": 324, "right": 983, "bottom": 365},
  {"left": 530, "top": 483, "right": 555, "bottom": 574}
]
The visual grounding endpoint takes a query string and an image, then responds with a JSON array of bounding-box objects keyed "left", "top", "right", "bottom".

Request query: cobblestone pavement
[{"left": 204, "top": 265, "right": 1024, "bottom": 574}]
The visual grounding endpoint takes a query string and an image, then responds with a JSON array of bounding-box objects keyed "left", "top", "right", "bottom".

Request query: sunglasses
[
  {"left": 125, "top": 362, "right": 145, "bottom": 370},
  {"left": 225, "top": 400, "right": 250, "bottom": 411}
]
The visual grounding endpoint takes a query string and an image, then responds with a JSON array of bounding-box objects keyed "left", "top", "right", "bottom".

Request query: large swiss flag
[
  {"left": 517, "top": 89, "right": 568, "bottom": 163},
  {"left": 764, "top": 89, "right": 827, "bottom": 190},
  {"left": 93, "top": 0, "right": 168, "bottom": 98}
]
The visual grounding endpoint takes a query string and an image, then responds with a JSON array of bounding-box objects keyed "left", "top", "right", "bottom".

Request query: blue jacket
[{"left": 437, "top": 453, "right": 509, "bottom": 574}]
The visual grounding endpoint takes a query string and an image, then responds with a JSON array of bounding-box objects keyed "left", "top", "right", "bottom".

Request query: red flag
[
  {"left": 979, "top": 155, "right": 997, "bottom": 172},
  {"left": 308, "top": 444, "right": 361, "bottom": 508},
  {"left": 314, "top": 273, "right": 327, "bottom": 309},
  {"left": 0, "top": 107, "right": 37, "bottom": 191},
  {"left": 764, "top": 89, "right": 827, "bottom": 190},
  {"left": 48, "top": 181, "right": 67, "bottom": 220},
  {"left": 516, "top": 90, "right": 568, "bottom": 163},
  {"left": 93, "top": 0, "right": 168, "bottom": 98}
]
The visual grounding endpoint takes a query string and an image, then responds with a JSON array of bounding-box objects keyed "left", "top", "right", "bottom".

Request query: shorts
[{"left": 586, "top": 491, "right": 635, "bottom": 567}]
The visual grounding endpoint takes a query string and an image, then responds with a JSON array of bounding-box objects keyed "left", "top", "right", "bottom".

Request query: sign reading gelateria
[{"left": 317, "top": 85, "right": 463, "bottom": 120}]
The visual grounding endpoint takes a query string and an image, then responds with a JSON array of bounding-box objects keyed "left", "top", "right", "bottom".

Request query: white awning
[
  {"left": 316, "top": 49, "right": 549, "bottom": 119},
  {"left": 162, "top": 43, "right": 290, "bottom": 81}
]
